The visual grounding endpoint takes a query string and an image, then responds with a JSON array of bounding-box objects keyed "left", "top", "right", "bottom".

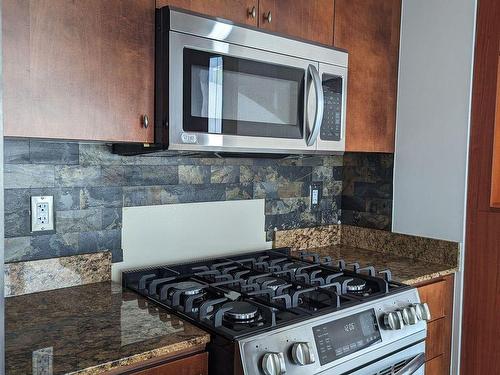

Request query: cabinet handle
[
  {"left": 263, "top": 11, "right": 272, "bottom": 23},
  {"left": 142, "top": 114, "right": 149, "bottom": 129},
  {"left": 248, "top": 6, "right": 256, "bottom": 19}
]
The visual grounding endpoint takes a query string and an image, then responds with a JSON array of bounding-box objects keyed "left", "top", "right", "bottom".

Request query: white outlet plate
[{"left": 31, "top": 196, "right": 54, "bottom": 232}]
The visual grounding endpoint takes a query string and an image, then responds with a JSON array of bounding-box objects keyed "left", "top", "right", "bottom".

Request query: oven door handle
[
  {"left": 306, "top": 64, "right": 324, "bottom": 146},
  {"left": 394, "top": 353, "right": 426, "bottom": 375}
]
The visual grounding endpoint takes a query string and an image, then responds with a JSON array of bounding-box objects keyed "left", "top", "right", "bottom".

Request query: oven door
[
  {"left": 168, "top": 31, "right": 324, "bottom": 154},
  {"left": 320, "top": 341, "right": 426, "bottom": 375}
]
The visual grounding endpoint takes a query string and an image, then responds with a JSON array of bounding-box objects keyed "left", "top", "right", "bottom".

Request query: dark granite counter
[
  {"left": 302, "top": 244, "right": 456, "bottom": 285},
  {"left": 5, "top": 282, "right": 210, "bottom": 375}
]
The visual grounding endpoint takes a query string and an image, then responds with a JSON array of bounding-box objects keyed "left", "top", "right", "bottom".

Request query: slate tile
[
  {"left": 179, "top": 165, "right": 210, "bottom": 184},
  {"left": 4, "top": 139, "right": 30, "bottom": 164},
  {"left": 353, "top": 182, "right": 393, "bottom": 199},
  {"left": 4, "top": 189, "right": 31, "bottom": 213},
  {"left": 312, "top": 166, "right": 333, "bottom": 181},
  {"left": 5, "top": 164, "right": 55, "bottom": 189},
  {"left": 56, "top": 208, "right": 102, "bottom": 233},
  {"left": 30, "top": 233, "right": 80, "bottom": 259},
  {"left": 225, "top": 183, "right": 253, "bottom": 200},
  {"left": 80, "top": 187, "right": 123, "bottom": 208},
  {"left": 30, "top": 141, "right": 79, "bottom": 165},
  {"left": 164, "top": 184, "right": 226, "bottom": 203},
  {"left": 341, "top": 195, "right": 367, "bottom": 212},
  {"left": 4, "top": 211, "right": 31, "bottom": 238},
  {"left": 55, "top": 166, "right": 101, "bottom": 187},
  {"left": 211, "top": 166, "right": 239, "bottom": 184},
  {"left": 123, "top": 186, "right": 178, "bottom": 207},
  {"left": 30, "top": 187, "right": 81, "bottom": 211},
  {"left": 4, "top": 237, "right": 35, "bottom": 263},
  {"left": 79, "top": 230, "right": 122, "bottom": 256},
  {"left": 102, "top": 165, "right": 177, "bottom": 186},
  {"left": 102, "top": 208, "right": 122, "bottom": 230}
]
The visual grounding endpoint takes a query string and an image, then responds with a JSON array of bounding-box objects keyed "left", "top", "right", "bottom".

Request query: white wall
[
  {"left": 393, "top": 0, "right": 476, "bottom": 243},
  {"left": 394, "top": 1, "right": 477, "bottom": 374}
]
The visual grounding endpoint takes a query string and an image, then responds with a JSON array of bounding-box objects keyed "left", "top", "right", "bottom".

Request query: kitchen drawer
[
  {"left": 425, "top": 354, "right": 445, "bottom": 375},
  {"left": 426, "top": 318, "right": 446, "bottom": 360},
  {"left": 417, "top": 279, "right": 447, "bottom": 321},
  {"left": 129, "top": 352, "right": 208, "bottom": 375}
]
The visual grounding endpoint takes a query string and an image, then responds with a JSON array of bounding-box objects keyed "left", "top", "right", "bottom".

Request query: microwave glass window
[
  {"left": 320, "top": 75, "right": 343, "bottom": 141},
  {"left": 184, "top": 48, "right": 304, "bottom": 139}
]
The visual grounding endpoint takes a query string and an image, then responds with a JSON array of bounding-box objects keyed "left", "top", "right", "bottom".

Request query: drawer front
[
  {"left": 131, "top": 352, "right": 208, "bottom": 375},
  {"left": 426, "top": 318, "right": 446, "bottom": 360},
  {"left": 418, "top": 279, "right": 447, "bottom": 321},
  {"left": 425, "top": 354, "right": 445, "bottom": 375}
]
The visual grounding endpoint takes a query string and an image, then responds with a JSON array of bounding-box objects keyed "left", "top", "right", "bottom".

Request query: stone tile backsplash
[
  {"left": 341, "top": 152, "right": 394, "bottom": 231},
  {"left": 4, "top": 140, "right": 345, "bottom": 264}
]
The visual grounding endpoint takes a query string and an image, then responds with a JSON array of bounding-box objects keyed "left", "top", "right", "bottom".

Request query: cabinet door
[
  {"left": 334, "top": 0, "right": 401, "bottom": 152},
  {"left": 490, "top": 54, "right": 500, "bottom": 207},
  {"left": 130, "top": 352, "right": 208, "bottom": 375},
  {"left": 156, "top": 0, "right": 259, "bottom": 26},
  {"left": 258, "top": 0, "right": 334, "bottom": 45},
  {"left": 3, "top": 0, "right": 154, "bottom": 143}
]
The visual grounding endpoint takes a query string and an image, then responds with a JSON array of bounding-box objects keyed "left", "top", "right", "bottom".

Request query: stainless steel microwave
[{"left": 152, "top": 7, "right": 348, "bottom": 155}]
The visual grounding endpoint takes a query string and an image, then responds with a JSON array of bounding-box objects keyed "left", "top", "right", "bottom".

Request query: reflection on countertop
[
  {"left": 5, "top": 281, "right": 210, "bottom": 375},
  {"left": 300, "top": 244, "right": 456, "bottom": 285}
]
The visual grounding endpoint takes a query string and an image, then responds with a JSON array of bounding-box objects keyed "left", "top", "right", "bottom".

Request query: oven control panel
[{"left": 238, "top": 289, "right": 427, "bottom": 375}]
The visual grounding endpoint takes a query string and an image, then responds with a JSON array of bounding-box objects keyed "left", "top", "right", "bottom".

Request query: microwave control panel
[{"left": 320, "top": 76, "right": 343, "bottom": 141}]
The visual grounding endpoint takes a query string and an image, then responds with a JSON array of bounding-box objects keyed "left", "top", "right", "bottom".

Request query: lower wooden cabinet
[
  {"left": 416, "top": 274, "right": 454, "bottom": 375},
  {"left": 129, "top": 352, "right": 208, "bottom": 375}
]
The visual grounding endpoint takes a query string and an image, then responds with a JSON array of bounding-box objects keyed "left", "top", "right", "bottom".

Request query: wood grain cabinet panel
[
  {"left": 417, "top": 275, "right": 454, "bottom": 375},
  {"left": 3, "top": 0, "right": 155, "bottom": 143},
  {"left": 258, "top": 0, "right": 334, "bottom": 45},
  {"left": 156, "top": 0, "right": 258, "bottom": 26},
  {"left": 425, "top": 355, "right": 445, "bottom": 375},
  {"left": 490, "top": 54, "right": 500, "bottom": 207},
  {"left": 334, "top": 0, "right": 401, "bottom": 152},
  {"left": 129, "top": 352, "right": 208, "bottom": 375}
]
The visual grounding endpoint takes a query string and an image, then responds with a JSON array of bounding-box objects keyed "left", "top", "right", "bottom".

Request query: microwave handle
[
  {"left": 394, "top": 353, "right": 426, "bottom": 375},
  {"left": 306, "top": 64, "right": 324, "bottom": 146}
]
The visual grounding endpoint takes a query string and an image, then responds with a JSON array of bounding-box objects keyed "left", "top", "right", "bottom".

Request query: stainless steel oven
[{"left": 154, "top": 7, "right": 348, "bottom": 155}]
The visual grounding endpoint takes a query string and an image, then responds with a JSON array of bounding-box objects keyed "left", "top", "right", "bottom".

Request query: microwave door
[
  {"left": 316, "top": 63, "right": 347, "bottom": 153},
  {"left": 168, "top": 31, "right": 318, "bottom": 154}
]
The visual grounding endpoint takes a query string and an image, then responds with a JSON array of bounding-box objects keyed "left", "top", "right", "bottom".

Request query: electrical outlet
[
  {"left": 310, "top": 181, "right": 323, "bottom": 210},
  {"left": 31, "top": 196, "right": 54, "bottom": 232}
]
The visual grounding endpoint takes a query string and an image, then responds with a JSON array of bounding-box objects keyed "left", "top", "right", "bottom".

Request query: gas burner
[
  {"left": 170, "top": 281, "right": 205, "bottom": 296},
  {"left": 346, "top": 278, "right": 367, "bottom": 293},
  {"left": 223, "top": 301, "right": 259, "bottom": 321}
]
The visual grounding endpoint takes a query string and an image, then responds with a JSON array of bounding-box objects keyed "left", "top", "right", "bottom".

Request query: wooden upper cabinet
[
  {"left": 490, "top": 54, "right": 500, "bottom": 208},
  {"left": 334, "top": 0, "right": 402, "bottom": 152},
  {"left": 3, "top": 0, "right": 155, "bottom": 143},
  {"left": 258, "top": 0, "right": 334, "bottom": 45},
  {"left": 156, "top": 0, "right": 259, "bottom": 26}
]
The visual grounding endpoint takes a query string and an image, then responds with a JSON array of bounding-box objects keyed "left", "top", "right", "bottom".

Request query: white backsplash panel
[{"left": 113, "top": 199, "right": 271, "bottom": 281}]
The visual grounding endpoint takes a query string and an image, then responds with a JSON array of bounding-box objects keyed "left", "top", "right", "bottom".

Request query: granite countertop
[
  {"left": 5, "top": 282, "right": 210, "bottom": 375},
  {"left": 304, "top": 244, "right": 457, "bottom": 285}
]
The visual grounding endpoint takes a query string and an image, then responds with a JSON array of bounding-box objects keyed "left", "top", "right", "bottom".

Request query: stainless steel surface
[
  {"left": 402, "top": 306, "right": 418, "bottom": 325},
  {"left": 162, "top": 8, "right": 348, "bottom": 155},
  {"left": 142, "top": 114, "right": 149, "bottom": 128},
  {"left": 168, "top": 31, "right": 318, "bottom": 154},
  {"left": 262, "top": 352, "right": 286, "bottom": 375},
  {"left": 248, "top": 6, "right": 256, "bottom": 19},
  {"left": 168, "top": 9, "right": 348, "bottom": 66},
  {"left": 291, "top": 342, "right": 316, "bottom": 366},
  {"left": 306, "top": 64, "right": 324, "bottom": 147},
  {"left": 396, "top": 353, "right": 426, "bottom": 375},
  {"left": 238, "top": 288, "right": 427, "bottom": 375},
  {"left": 263, "top": 10, "right": 272, "bottom": 23},
  {"left": 414, "top": 303, "right": 431, "bottom": 321}
]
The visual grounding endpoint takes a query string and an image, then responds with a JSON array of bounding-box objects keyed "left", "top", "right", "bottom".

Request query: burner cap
[
  {"left": 171, "top": 281, "right": 204, "bottom": 296},
  {"left": 346, "top": 278, "right": 367, "bottom": 292},
  {"left": 223, "top": 301, "right": 259, "bottom": 321}
]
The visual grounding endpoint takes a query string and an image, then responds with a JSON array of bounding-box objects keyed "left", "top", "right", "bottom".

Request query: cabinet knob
[
  {"left": 248, "top": 6, "right": 256, "bottom": 19},
  {"left": 142, "top": 114, "right": 149, "bottom": 129},
  {"left": 263, "top": 11, "right": 272, "bottom": 23}
]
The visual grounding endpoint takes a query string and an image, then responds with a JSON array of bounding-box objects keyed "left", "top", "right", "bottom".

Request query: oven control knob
[
  {"left": 414, "top": 303, "right": 432, "bottom": 321},
  {"left": 383, "top": 311, "right": 404, "bottom": 330},
  {"left": 402, "top": 306, "right": 418, "bottom": 325},
  {"left": 291, "top": 342, "right": 316, "bottom": 366},
  {"left": 261, "top": 352, "right": 286, "bottom": 375}
]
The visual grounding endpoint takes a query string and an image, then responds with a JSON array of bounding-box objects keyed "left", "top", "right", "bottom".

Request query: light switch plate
[
  {"left": 31, "top": 196, "right": 54, "bottom": 232},
  {"left": 310, "top": 181, "right": 323, "bottom": 210}
]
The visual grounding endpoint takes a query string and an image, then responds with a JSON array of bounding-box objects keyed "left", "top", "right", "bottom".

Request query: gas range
[{"left": 123, "top": 248, "right": 429, "bottom": 375}]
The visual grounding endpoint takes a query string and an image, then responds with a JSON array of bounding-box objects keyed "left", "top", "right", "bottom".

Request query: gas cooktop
[{"left": 122, "top": 248, "right": 410, "bottom": 340}]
